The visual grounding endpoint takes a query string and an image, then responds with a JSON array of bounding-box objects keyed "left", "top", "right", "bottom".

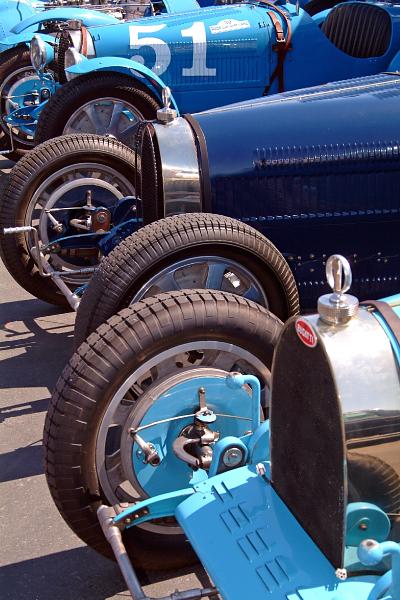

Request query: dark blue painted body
[
  {"left": 191, "top": 73, "right": 400, "bottom": 305},
  {"left": 41, "top": 74, "right": 400, "bottom": 308}
]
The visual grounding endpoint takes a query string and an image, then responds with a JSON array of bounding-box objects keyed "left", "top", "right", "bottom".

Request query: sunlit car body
[
  {"left": 8, "top": 0, "right": 400, "bottom": 149},
  {"left": 44, "top": 254, "right": 400, "bottom": 599},
  {"left": 0, "top": 0, "right": 204, "bottom": 157}
]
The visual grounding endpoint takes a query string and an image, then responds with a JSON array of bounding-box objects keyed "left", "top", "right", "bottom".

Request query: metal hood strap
[
  {"left": 260, "top": 1, "right": 292, "bottom": 94},
  {"left": 360, "top": 300, "right": 400, "bottom": 347}
]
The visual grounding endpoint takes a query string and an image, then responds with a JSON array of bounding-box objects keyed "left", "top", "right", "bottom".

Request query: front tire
[
  {"left": 75, "top": 213, "right": 299, "bottom": 346},
  {"left": 0, "top": 134, "right": 137, "bottom": 306},
  {"left": 0, "top": 47, "right": 41, "bottom": 161},
  {"left": 45, "top": 289, "right": 282, "bottom": 569},
  {"left": 34, "top": 72, "right": 160, "bottom": 145}
]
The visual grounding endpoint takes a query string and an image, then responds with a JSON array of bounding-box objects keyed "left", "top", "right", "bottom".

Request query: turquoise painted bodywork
[
  {"left": 0, "top": 30, "right": 55, "bottom": 49},
  {"left": 0, "top": 0, "right": 38, "bottom": 40},
  {"left": 0, "top": 1, "right": 120, "bottom": 49},
  {"left": 130, "top": 373, "right": 260, "bottom": 497},
  {"left": 114, "top": 463, "right": 399, "bottom": 599},
  {"left": 0, "top": 0, "right": 207, "bottom": 52},
  {"left": 372, "top": 294, "right": 400, "bottom": 364},
  {"left": 63, "top": 1, "right": 400, "bottom": 113},
  {"left": 66, "top": 55, "right": 180, "bottom": 109},
  {"left": 0, "top": 0, "right": 210, "bottom": 150},
  {"left": 106, "top": 316, "right": 400, "bottom": 599},
  {"left": 10, "top": 0, "right": 400, "bottom": 141}
]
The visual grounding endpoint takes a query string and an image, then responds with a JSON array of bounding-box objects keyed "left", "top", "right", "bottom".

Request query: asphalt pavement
[{"left": 0, "top": 156, "right": 212, "bottom": 600}]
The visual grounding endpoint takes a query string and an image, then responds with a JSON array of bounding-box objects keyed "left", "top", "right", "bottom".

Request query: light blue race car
[
  {"left": 6, "top": 0, "right": 400, "bottom": 156},
  {"left": 0, "top": 0, "right": 200, "bottom": 159},
  {"left": 44, "top": 253, "right": 400, "bottom": 598}
]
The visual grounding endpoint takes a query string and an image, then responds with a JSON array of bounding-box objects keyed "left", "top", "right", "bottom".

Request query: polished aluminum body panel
[
  {"left": 302, "top": 306, "right": 400, "bottom": 549},
  {"left": 306, "top": 309, "right": 400, "bottom": 416}
]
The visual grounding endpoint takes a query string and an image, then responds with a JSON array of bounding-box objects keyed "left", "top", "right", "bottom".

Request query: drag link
[
  {"left": 97, "top": 505, "right": 218, "bottom": 600},
  {"left": 98, "top": 505, "right": 147, "bottom": 599},
  {"left": 2, "top": 225, "right": 80, "bottom": 310}
]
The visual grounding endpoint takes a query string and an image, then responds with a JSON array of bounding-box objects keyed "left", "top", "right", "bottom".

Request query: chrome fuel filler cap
[{"left": 318, "top": 254, "right": 359, "bottom": 325}]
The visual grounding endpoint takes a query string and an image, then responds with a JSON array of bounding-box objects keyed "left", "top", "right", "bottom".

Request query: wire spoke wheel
[{"left": 24, "top": 162, "right": 134, "bottom": 285}]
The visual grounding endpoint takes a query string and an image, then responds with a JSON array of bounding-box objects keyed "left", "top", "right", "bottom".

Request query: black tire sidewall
[
  {"left": 0, "top": 135, "right": 138, "bottom": 305},
  {"left": 75, "top": 215, "right": 299, "bottom": 346},
  {"left": 46, "top": 290, "right": 281, "bottom": 569},
  {"left": 35, "top": 73, "right": 160, "bottom": 144}
]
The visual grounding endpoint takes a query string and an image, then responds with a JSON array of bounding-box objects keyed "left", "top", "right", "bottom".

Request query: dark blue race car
[{"left": 1, "top": 71, "right": 399, "bottom": 342}]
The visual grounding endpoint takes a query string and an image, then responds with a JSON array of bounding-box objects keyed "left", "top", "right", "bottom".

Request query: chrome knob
[
  {"left": 162, "top": 86, "right": 171, "bottom": 109},
  {"left": 318, "top": 254, "right": 359, "bottom": 325},
  {"left": 157, "top": 87, "right": 177, "bottom": 124}
]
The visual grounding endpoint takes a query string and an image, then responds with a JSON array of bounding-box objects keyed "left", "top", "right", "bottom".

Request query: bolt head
[
  {"left": 223, "top": 447, "right": 244, "bottom": 468},
  {"left": 256, "top": 463, "right": 266, "bottom": 477}
]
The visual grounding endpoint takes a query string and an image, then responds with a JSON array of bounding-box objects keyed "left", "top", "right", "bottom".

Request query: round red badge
[{"left": 295, "top": 318, "right": 318, "bottom": 348}]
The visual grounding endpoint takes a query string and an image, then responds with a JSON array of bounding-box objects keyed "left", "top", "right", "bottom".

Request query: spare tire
[{"left": 347, "top": 451, "right": 400, "bottom": 515}]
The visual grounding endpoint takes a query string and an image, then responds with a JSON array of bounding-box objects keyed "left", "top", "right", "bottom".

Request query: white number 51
[{"left": 129, "top": 22, "right": 216, "bottom": 78}]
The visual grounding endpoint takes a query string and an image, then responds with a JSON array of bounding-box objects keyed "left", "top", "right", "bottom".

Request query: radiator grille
[
  {"left": 132, "top": 123, "right": 163, "bottom": 225},
  {"left": 54, "top": 30, "right": 73, "bottom": 84}
]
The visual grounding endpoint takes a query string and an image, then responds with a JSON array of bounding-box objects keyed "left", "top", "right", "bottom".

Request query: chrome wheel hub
[
  {"left": 130, "top": 256, "right": 269, "bottom": 307},
  {"left": 63, "top": 98, "right": 143, "bottom": 138},
  {"left": 25, "top": 162, "right": 135, "bottom": 285}
]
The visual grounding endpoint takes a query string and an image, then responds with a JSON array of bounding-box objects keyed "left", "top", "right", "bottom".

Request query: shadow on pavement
[
  {"left": 0, "top": 298, "right": 74, "bottom": 391},
  {"left": 0, "top": 546, "right": 127, "bottom": 600},
  {"left": 0, "top": 441, "right": 43, "bottom": 483},
  {"left": 0, "top": 398, "right": 48, "bottom": 423},
  {"left": 1, "top": 546, "right": 213, "bottom": 600}
]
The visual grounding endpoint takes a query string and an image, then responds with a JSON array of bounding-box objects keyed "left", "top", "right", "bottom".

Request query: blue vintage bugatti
[
  {"left": 0, "top": 0, "right": 203, "bottom": 160},
  {"left": 0, "top": 0, "right": 126, "bottom": 159},
  {"left": 43, "top": 254, "right": 400, "bottom": 598},
  {"left": 5, "top": 0, "right": 400, "bottom": 153},
  {"left": 1, "top": 72, "right": 398, "bottom": 328}
]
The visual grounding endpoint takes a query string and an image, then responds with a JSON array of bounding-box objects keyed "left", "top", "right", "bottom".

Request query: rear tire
[
  {"left": 0, "top": 134, "right": 137, "bottom": 306},
  {"left": 34, "top": 72, "right": 160, "bottom": 145},
  {"left": 45, "top": 289, "right": 282, "bottom": 569},
  {"left": 74, "top": 214, "right": 299, "bottom": 347}
]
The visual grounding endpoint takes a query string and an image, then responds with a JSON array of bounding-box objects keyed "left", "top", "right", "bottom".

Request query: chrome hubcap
[
  {"left": 130, "top": 256, "right": 269, "bottom": 307},
  {"left": 63, "top": 97, "right": 143, "bottom": 138}
]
